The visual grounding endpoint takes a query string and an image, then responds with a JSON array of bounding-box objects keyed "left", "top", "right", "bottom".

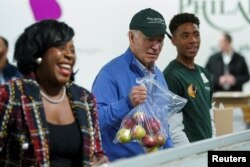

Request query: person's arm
[
  {"left": 163, "top": 73, "right": 190, "bottom": 146},
  {"left": 92, "top": 70, "right": 133, "bottom": 131},
  {"left": 233, "top": 55, "right": 250, "bottom": 87},
  {"left": 167, "top": 112, "right": 190, "bottom": 146}
]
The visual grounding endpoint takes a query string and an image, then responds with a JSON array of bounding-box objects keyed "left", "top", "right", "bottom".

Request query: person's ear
[
  {"left": 128, "top": 31, "right": 133, "bottom": 40},
  {"left": 171, "top": 37, "right": 177, "bottom": 46},
  {"left": 128, "top": 31, "right": 135, "bottom": 44}
]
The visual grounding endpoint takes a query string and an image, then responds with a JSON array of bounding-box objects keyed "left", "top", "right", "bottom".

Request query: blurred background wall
[{"left": 0, "top": 0, "right": 249, "bottom": 91}]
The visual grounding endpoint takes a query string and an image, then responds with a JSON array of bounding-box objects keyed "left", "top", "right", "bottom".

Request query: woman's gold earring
[{"left": 36, "top": 57, "right": 42, "bottom": 65}]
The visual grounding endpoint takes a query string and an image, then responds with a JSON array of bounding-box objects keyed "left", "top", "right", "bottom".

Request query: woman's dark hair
[
  {"left": 14, "top": 19, "right": 74, "bottom": 75},
  {"left": 169, "top": 13, "right": 200, "bottom": 35}
]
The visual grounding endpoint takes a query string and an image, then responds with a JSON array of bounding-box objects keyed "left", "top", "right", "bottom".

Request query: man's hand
[
  {"left": 219, "top": 74, "right": 236, "bottom": 87},
  {"left": 225, "top": 74, "right": 236, "bottom": 86},
  {"left": 129, "top": 85, "right": 147, "bottom": 107}
]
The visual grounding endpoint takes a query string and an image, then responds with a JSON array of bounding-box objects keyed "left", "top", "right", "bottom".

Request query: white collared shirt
[
  {"left": 134, "top": 58, "right": 156, "bottom": 78},
  {"left": 222, "top": 51, "right": 233, "bottom": 65}
]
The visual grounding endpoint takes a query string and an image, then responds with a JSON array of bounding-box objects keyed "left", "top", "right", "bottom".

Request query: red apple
[
  {"left": 145, "top": 118, "right": 161, "bottom": 134},
  {"left": 131, "top": 125, "right": 146, "bottom": 140},
  {"left": 141, "top": 134, "right": 157, "bottom": 148},
  {"left": 155, "top": 133, "right": 166, "bottom": 147},
  {"left": 133, "top": 111, "right": 145, "bottom": 123},
  {"left": 116, "top": 128, "right": 131, "bottom": 143},
  {"left": 122, "top": 117, "right": 135, "bottom": 129}
]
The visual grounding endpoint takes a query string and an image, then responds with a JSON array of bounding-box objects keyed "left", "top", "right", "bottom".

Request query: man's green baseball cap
[{"left": 129, "top": 8, "right": 167, "bottom": 38}]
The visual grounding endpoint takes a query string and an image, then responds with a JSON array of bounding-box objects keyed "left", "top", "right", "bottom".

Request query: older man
[{"left": 92, "top": 8, "right": 175, "bottom": 161}]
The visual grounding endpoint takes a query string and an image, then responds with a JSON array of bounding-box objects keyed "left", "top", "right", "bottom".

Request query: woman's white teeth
[{"left": 59, "top": 64, "right": 71, "bottom": 69}]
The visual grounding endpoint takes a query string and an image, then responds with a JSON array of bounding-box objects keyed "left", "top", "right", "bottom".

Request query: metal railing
[{"left": 100, "top": 130, "right": 250, "bottom": 167}]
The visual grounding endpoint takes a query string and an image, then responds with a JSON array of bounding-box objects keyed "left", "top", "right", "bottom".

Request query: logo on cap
[{"left": 147, "top": 17, "right": 166, "bottom": 25}]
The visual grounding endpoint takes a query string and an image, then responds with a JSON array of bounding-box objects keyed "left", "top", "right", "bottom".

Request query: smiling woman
[{"left": 0, "top": 20, "right": 108, "bottom": 166}]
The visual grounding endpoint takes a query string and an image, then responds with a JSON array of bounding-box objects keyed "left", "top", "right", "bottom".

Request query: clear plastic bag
[
  {"left": 136, "top": 76, "right": 187, "bottom": 118},
  {"left": 114, "top": 76, "right": 187, "bottom": 153}
]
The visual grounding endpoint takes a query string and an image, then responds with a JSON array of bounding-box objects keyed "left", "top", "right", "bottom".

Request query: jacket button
[{"left": 22, "top": 142, "right": 29, "bottom": 150}]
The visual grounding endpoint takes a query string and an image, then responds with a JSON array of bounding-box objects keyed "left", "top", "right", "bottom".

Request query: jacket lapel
[
  {"left": 18, "top": 79, "right": 50, "bottom": 166},
  {"left": 67, "top": 83, "right": 93, "bottom": 165}
]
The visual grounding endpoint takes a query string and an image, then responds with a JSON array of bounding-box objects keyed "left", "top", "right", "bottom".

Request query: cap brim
[{"left": 141, "top": 29, "right": 167, "bottom": 38}]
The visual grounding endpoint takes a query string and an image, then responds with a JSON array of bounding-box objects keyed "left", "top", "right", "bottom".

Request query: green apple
[
  {"left": 117, "top": 128, "right": 131, "bottom": 143},
  {"left": 131, "top": 125, "right": 146, "bottom": 140},
  {"left": 144, "top": 146, "right": 159, "bottom": 153}
]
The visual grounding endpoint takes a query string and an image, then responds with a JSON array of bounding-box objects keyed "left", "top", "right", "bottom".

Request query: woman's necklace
[{"left": 40, "top": 86, "right": 66, "bottom": 104}]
